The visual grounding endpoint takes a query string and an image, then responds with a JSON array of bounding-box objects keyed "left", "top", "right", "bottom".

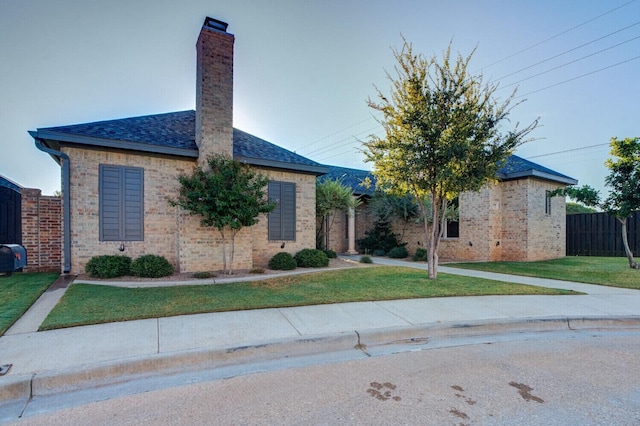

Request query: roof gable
[{"left": 33, "top": 111, "right": 327, "bottom": 175}]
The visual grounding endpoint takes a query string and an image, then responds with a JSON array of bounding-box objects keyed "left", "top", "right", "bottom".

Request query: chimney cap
[{"left": 203, "top": 17, "right": 229, "bottom": 33}]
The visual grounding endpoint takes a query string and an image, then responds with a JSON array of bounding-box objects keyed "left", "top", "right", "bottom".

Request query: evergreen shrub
[
  {"left": 85, "top": 255, "right": 132, "bottom": 278},
  {"left": 268, "top": 252, "right": 297, "bottom": 270},
  {"left": 294, "top": 248, "right": 329, "bottom": 268}
]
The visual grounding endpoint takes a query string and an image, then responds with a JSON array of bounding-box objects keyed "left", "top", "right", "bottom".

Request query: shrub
[
  {"left": 192, "top": 271, "right": 213, "bottom": 279},
  {"left": 85, "top": 255, "right": 132, "bottom": 279},
  {"left": 294, "top": 248, "right": 329, "bottom": 268},
  {"left": 323, "top": 249, "right": 337, "bottom": 259},
  {"left": 388, "top": 246, "right": 409, "bottom": 259},
  {"left": 373, "top": 249, "right": 386, "bottom": 256},
  {"left": 360, "top": 255, "right": 373, "bottom": 264},
  {"left": 131, "top": 254, "right": 174, "bottom": 278},
  {"left": 357, "top": 219, "right": 402, "bottom": 255},
  {"left": 413, "top": 247, "right": 428, "bottom": 261},
  {"left": 268, "top": 252, "right": 297, "bottom": 270}
]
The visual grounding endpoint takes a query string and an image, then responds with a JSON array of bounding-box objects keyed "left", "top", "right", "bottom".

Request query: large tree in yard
[
  {"left": 170, "top": 155, "right": 275, "bottom": 274},
  {"left": 363, "top": 41, "right": 538, "bottom": 278},
  {"left": 553, "top": 137, "right": 640, "bottom": 269}
]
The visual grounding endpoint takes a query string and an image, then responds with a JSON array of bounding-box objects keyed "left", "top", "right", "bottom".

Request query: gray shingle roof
[
  {"left": 324, "top": 155, "right": 577, "bottom": 195},
  {"left": 34, "top": 110, "right": 327, "bottom": 175}
]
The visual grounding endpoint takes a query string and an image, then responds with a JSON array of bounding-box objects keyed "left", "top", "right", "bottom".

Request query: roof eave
[
  {"left": 236, "top": 156, "right": 329, "bottom": 176},
  {"left": 498, "top": 169, "right": 578, "bottom": 186},
  {"left": 33, "top": 129, "right": 199, "bottom": 158}
]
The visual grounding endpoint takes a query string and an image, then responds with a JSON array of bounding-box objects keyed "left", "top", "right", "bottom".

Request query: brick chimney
[{"left": 196, "top": 17, "right": 234, "bottom": 164}]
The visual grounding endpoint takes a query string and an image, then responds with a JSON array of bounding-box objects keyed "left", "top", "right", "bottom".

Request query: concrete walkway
[{"left": 1, "top": 256, "right": 639, "bottom": 419}]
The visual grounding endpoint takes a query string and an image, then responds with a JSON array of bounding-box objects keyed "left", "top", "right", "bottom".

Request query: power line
[
  {"left": 527, "top": 143, "right": 610, "bottom": 159},
  {"left": 298, "top": 117, "right": 374, "bottom": 155},
  {"left": 501, "top": 35, "right": 640, "bottom": 90},
  {"left": 516, "top": 54, "right": 640, "bottom": 98},
  {"left": 496, "top": 20, "right": 640, "bottom": 81},
  {"left": 482, "top": 0, "right": 637, "bottom": 70},
  {"left": 302, "top": 124, "right": 382, "bottom": 157}
]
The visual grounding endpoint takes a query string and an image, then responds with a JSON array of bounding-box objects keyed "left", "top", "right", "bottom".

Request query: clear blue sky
[{"left": 1, "top": 0, "right": 638, "bottom": 196}]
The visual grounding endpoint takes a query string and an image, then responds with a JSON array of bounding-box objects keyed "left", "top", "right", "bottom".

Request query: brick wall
[
  {"left": 21, "top": 188, "right": 62, "bottom": 272},
  {"left": 64, "top": 147, "right": 319, "bottom": 273},
  {"left": 336, "top": 177, "right": 567, "bottom": 262}
]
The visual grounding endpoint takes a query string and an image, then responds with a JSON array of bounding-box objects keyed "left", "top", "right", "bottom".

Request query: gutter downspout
[{"left": 30, "top": 133, "right": 71, "bottom": 274}]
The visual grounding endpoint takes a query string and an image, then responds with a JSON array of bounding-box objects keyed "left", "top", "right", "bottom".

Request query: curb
[{"left": 2, "top": 315, "right": 640, "bottom": 409}]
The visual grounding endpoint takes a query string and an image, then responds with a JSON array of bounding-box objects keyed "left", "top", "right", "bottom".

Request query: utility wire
[
  {"left": 501, "top": 35, "right": 640, "bottom": 90},
  {"left": 527, "top": 143, "right": 610, "bottom": 159},
  {"left": 517, "top": 54, "right": 640, "bottom": 97},
  {"left": 497, "top": 20, "right": 640, "bottom": 81},
  {"left": 298, "top": 117, "right": 374, "bottom": 155},
  {"left": 482, "top": 0, "right": 637, "bottom": 69}
]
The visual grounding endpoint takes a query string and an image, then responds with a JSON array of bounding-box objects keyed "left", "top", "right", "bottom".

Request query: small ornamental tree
[
  {"left": 170, "top": 155, "right": 275, "bottom": 274},
  {"left": 553, "top": 137, "right": 640, "bottom": 269},
  {"left": 364, "top": 40, "right": 537, "bottom": 278},
  {"left": 316, "top": 177, "right": 361, "bottom": 249}
]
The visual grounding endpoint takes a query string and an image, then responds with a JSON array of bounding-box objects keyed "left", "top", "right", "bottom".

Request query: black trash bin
[{"left": 0, "top": 244, "right": 27, "bottom": 276}]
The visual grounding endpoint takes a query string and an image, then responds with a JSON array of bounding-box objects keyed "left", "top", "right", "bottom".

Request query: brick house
[
  {"left": 321, "top": 156, "right": 577, "bottom": 262},
  {"left": 30, "top": 17, "right": 327, "bottom": 274}
]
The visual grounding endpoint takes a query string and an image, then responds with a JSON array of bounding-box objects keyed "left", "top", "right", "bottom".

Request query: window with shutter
[
  {"left": 99, "top": 165, "right": 144, "bottom": 241},
  {"left": 268, "top": 181, "right": 296, "bottom": 241}
]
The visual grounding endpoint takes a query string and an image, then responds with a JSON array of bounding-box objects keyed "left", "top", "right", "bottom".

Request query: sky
[{"left": 1, "top": 0, "right": 638, "bottom": 196}]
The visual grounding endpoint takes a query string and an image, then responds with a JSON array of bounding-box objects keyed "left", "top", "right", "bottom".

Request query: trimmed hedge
[
  {"left": 388, "top": 246, "right": 409, "bottom": 259},
  {"left": 85, "top": 255, "right": 132, "bottom": 278},
  {"left": 323, "top": 249, "right": 337, "bottom": 259},
  {"left": 294, "top": 248, "right": 329, "bottom": 268},
  {"left": 131, "top": 254, "right": 174, "bottom": 278},
  {"left": 413, "top": 248, "right": 428, "bottom": 261},
  {"left": 268, "top": 252, "right": 297, "bottom": 270}
]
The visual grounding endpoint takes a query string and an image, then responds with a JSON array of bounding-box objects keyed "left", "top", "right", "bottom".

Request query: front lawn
[
  {"left": 41, "top": 266, "right": 579, "bottom": 330},
  {"left": 448, "top": 257, "right": 639, "bottom": 289},
  {"left": 0, "top": 272, "right": 58, "bottom": 335}
]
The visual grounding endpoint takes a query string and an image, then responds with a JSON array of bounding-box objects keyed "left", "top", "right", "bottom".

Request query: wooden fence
[{"left": 566, "top": 211, "right": 639, "bottom": 257}]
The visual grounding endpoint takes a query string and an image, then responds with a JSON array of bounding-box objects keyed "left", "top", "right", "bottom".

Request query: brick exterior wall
[
  {"left": 326, "top": 177, "right": 567, "bottom": 262},
  {"left": 196, "top": 21, "right": 234, "bottom": 162},
  {"left": 21, "top": 188, "right": 62, "bottom": 272},
  {"left": 63, "top": 146, "right": 318, "bottom": 274}
]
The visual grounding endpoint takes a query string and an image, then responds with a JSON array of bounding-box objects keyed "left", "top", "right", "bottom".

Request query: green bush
[
  {"left": 323, "top": 249, "right": 337, "bottom": 259},
  {"left": 357, "top": 219, "right": 402, "bottom": 255},
  {"left": 85, "top": 255, "right": 132, "bottom": 278},
  {"left": 388, "top": 246, "right": 409, "bottom": 259},
  {"left": 192, "top": 271, "right": 213, "bottom": 279},
  {"left": 131, "top": 254, "right": 174, "bottom": 278},
  {"left": 359, "top": 255, "right": 373, "bottom": 264},
  {"left": 413, "top": 247, "right": 428, "bottom": 261},
  {"left": 268, "top": 252, "right": 297, "bottom": 270},
  {"left": 294, "top": 248, "right": 329, "bottom": 268}
]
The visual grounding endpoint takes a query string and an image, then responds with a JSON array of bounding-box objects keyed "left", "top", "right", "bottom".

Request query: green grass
[
  {"left": 41, "top": 266, "right": 579, "bottom": 330},
  {"left": 448, "top": 257, "right": 640, "bottom": 289},
  {"left": 0, "top": 272, "right": 59, "bottom": 335}
]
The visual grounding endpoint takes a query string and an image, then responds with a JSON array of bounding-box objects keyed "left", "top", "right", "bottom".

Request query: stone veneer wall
[{"left": 21, "top": 188, "right": 62, "bottom": 272}]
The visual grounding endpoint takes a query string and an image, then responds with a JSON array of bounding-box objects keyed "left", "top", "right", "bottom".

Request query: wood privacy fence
[{"left": 566, "top": 211, "right": 639, "bottom": 257}]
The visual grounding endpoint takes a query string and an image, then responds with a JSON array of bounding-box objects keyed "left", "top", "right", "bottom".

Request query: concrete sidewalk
[{"left": 1, "top": 256, "right": 639, "bottom": 419}]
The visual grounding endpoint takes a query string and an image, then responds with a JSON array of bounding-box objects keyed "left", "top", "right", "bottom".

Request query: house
[
  {"left": 30, "top": 17, "right": 327, "bottom": 274},
  {"left": 321, "top": 156, "right": 577, "bottom": 262}
]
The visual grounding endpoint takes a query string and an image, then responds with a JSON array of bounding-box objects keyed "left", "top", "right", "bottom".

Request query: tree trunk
[
  {"left": 229, "top": 229, "right": 238, "bottom": 275},
  {"left": 219, "top": 229, "right": 227, "bottom": 274},
  {"left": 427, "top": 192, "right": 441, "bottom": 279},
  {"left": 618, "top": 217, "right": 639, "bottom": 269}
]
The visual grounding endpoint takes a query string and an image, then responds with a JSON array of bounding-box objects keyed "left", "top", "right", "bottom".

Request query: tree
[
  {"left": 566, "top": 202, "right": 597, "bottom": 215},
  {"left": 316, "top": 177, "right": 361, "bottom": 249},
  {"left": 554, "top": 137, "right": 640, "bottom": 269},
  {"left": 363, "top": 40, "right": 537, "bottom": 278},
  {"left": 170, "top": 155, "right": 275, "bottom": 274},
  {"left": 368, "top": 191, "right": 420, "bottom": 242}
]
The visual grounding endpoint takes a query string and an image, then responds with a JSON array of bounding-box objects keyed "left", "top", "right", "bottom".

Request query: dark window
[
  {"left": 268, "top": 181, "right": 296, "bottom": 240},
  {"left": 545, "top": 190, "right": 552, "bottom": 215},
  {"left": 446, "top": 220, "right": 460, "bottom": 238},
  {"left": 100, "top": 165, "right": 144, "bottom": 241}
]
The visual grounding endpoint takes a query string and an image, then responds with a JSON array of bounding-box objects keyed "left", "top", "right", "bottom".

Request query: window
[
  {"left": 268, "top": 181, "right": 296, "bottom": 240},
  {"left": 545, "top": 190, "right": 552, "bottom": 215},
  {"left": 99, "top": 165, "right": 144, "bottom": 241},
  {"left": 445, "top": 220, "right": 459, "bottom": 238}
]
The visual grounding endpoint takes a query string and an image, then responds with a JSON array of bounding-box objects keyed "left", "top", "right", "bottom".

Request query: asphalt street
[{"left": 7, "top": 329, "right": 640, "bottom": 425}]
